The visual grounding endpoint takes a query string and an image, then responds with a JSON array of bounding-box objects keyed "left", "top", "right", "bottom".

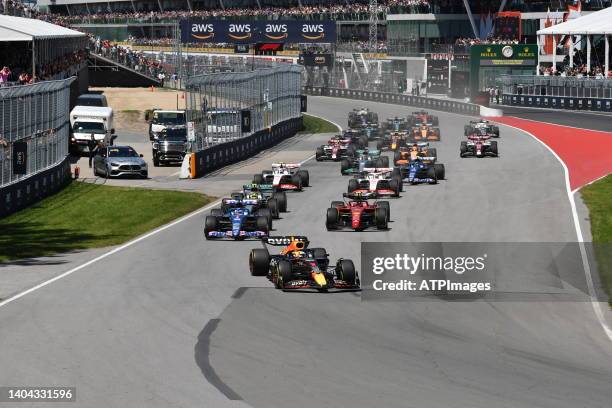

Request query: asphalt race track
[{"left": 0, "top": 96, "right": 611, "bottom": 408}]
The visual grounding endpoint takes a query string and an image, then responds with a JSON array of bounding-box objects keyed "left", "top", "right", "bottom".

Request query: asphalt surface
[
  {"left": 500, "top": 104, "right": 612, "bottom": 132},
  {"left": 0, "top": 97, "right": 611, "bottom": 408}
]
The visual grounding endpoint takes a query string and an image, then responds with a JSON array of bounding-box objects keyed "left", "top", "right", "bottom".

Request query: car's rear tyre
[
  {"left": 230, "top": 192, "right": 244, "bottom": 200},
  {"left": 249, "top": 248, "right": 270, "bottom": 276},
  {"left": 340, "top": 159, "right": 351, "bottom": 174},
  {"left": 378, "top": 201, "right": 390, "bottom": 221},
  {"left": 359, "top": 136, "right": 368, "bottom": 148},
  {"left": 347, "top": 179, "right": 359, "bottom": 193},
  {"left": 429, "top": 148, "right": 437, "bottom": 159},
  {"left": 336, "top": 259, "right": 356, "bottom": 285},
  {"left": 326, "top": 208, "right": 339, "bottom": 230},
  {"left": 434, "top": 163, "right": 445, "bottom": 180},
  {"left": 376, "top": 140, "right": 384, "bottom": 150},
  {"left": 256, "top": 215, "right": 270, "bottom": 234},
  {"left": 460, "top": 141, "right": 467, "bottom": 157},
  {"left": 375, "top": 208, "right": 388, "bottom": 229},
  {"left": 275, "top": 260, "right": 293, "bottom": 289},
  {"left": 267, "top": 198, "right": 279, "bottom": 219},
  {"left": 393, "top": 150, "right": 401, "bottom": 165},
  {"left": 375, "top": 158, "right": 384, "bottom": 169},
  {"left": 291, "top": 174, "right": 303, "bottom": 191},
  {"left": 204, "top": 216, "right": 218, "bottom": 240},
  {"left": 253, "top": 174, "right": 264, "bottom": 184},
  {"left": 392, "top": 167, "right": 401, "bottom": 179},
  {"left": 272, "top": 191, "right": 287, "bottom": 212},
  {"left": 389, "top": 178, "right": 401, "bottom": 196},
  {"left": 311, "top": 248, "right": 328, "bottom": 268},
  {"left": 347, "top": 145, "right": 357, "bottom": 157},
  {"left": 330, "top": 201, "right": 343, "bottom": 208},
  {"left": 257, "top": 209, "right": 272, "bottom": 230},
  {"left": 427, "top": 167, "right": 438, "bottom": 184},
  {"left": 210, "top": 208, "right": 223, "bottom": 217},
  {"left": 380, "top": 156, "right": 390, "bottom": 168},
  {"left": 315, "top": 147, "right": 324, "bottom": 161},
  {"left": 490, "top": 141, "right": 498, "bottom": 156},
  {"left": 297, "top": 170, "right": 309, "bottom": 187}
]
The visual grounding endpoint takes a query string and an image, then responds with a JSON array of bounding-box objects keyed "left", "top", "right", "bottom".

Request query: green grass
[
  {"left": 580, "top": 174, "right": 612, "bottom": 307},
  {"left": 0, "top": 182, "right": 213, "bottom": 263},
  {"left": 301, "top": 114, "right": 340, "bottom": 134}
]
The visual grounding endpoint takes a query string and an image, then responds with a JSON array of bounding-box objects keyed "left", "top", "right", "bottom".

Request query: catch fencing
[{"left": 0, "top": 78, "right": 74, "bottom": 217}]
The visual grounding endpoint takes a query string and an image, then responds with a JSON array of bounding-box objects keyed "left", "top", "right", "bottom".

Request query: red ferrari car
[{"left": 326, "top": 192, "right": 390, "bottom": 231}]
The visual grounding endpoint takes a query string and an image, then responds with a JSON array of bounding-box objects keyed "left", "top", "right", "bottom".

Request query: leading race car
[
  {"left": 340, "top": 149, "right": 389, "bottom": 175},
  {"left": 464, "top": 119, "right": 500, "bottom": 138},
  {"left": 249, "top": 236, "right": 360, "bottom": 291},
  {"left": 392, "top": 158, "right": 446, "bottom": 185},
  {"left": 460, "top": 131, "right": 499, "bottom": 158},
  {"left": 230, "top": 184, "right": 288, "bottom": 218},
  {"left": 204, "top": 199, "right": 270, "bottom": 240},
  {"left": 409, "top": 123, "right": 441, "bottom": 142},
  {"left": 408, "top": 110, "right": 439, "bottom": 126},
  {"left": 393, "top": 143, "right": 437, "bottom": 165},
  {"left": 253, "top": 163, "right": 310, "bottom": 191},
  {"left": 347, "top": 168, "right": 402, "bottom": 197},
  {"left": 326, "top": 192, "right": 390, "bottom": 231},
  {"left": 348, "top": 107, "right": 379, "bottom": 128}
]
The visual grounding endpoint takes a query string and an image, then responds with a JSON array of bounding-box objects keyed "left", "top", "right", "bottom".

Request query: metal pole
[
  {"left": 32, "top": 39, "right": 36, "bottom": 81},
  {"left": 536, "top": 35, "right": 541, "bottom": 75},
  {"left": 587, "top": 34, "right": 591, "bottom": 74},
  {"left": 552, "top": 35, "right": 556, "bottom": 73},
  {"left": 605, "top": 35, "right": 609, "bottom": 77},
  {"left": 569, "top": 35, "right": 574, "bottom": 68}
]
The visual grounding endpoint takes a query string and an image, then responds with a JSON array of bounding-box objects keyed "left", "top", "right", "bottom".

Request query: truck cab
[
  {"left": 151, "top": 127, "right": 188, "bottom": 166},
  {"left": 147, "top": 110, "right": 186, "bottom": 141},
  {"left": 69, "top": 106, "right": 114, "bottom": 152}
]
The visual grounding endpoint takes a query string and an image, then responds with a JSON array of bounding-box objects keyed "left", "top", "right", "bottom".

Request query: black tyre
[
  {"left": 336, "top": 259, "right": 356, "bottom": 285},
  {"left": 464, "top": 125, "right": 470, "bottom": 136},
  {"left": 348, "top": 178, "right": 359, "bottom": 193},
  {"left": 267, "top": 198, "right": 279, "bottom": 219},
  {"left": 375, "top": 158, "right": 384, "bottom": 169},
  {"left": 432, "top": 117, "right": 439, "bottom": 126},
  {"left": 297, "top": 170, "right": 309, "bottom": 187},
  {"left": 315, "top": 146, "right": 324, "bottom": 161},
  {"left": 393, "top": 175, "right": 404, "bottom": 192},
  {"left": 378, "top": 201, "right": 390, "bottom": 221},
  {"left": 276, "top": 260, "right": 293, "bottom": 289},
  {"left": 330, "top": 201, "right": 343, "bottom": 208},
  {"left": 204, "top": 216, "right": 219, "bottom": 240},
  {"left": 490, "top": 141, "right": 499, "bottom": 156},
  {"left": 210, "top": 208, "right": 223, "bottom": 217},
  {"left": 257, "top": 208, "right": 273, "bottom": 229},
  {"left": 380, "top": 156, "right": 390, "bottom": 168},
  {"left": 426, "top": 166, "right": 438, "bottom": 184},
  {"left": 375, "top": 208, "right": 388, "bottom": 229},
  {"left": 311, "top": 247, "right": 328, "bottom": 262},
  {"left": 392, "top": 167, "right": 401, "bottom": 179},
  {"left": 359, "top": 136, "right": 368, "bottom": 148},
  {"left": 230, "top": 192, "right": 244, "bottom": 200},
  {"left": 249, "top": 248, "right": 270, "bottom": 276},
  {"left": 460, "top": 141, "right": 467, "bottom": 157},
  {"left": 253, "top": 174, "right": 264, "bottom": 184},
  {"left": 389, "top": 178, "right": 401, "bottom": 197},
  {"left": 340, "top": 159, "right": 351, "bottom": 174},
  {"left": 272, "top": 191, "right": 287, "bottom": 212},
  {"left": 326, "top": 208, "right": 339, "bottom": 230},
  {"left": 256, "top": 216, "right": 270, "bottom": 235},
  {"left": 492, "top": 126, "right": 500, "bottom": 137},
  {"left": 347, "top": 145, "right": 357, "bottom": 157},
  {"left": 376, "top": 140, "right": 384, "bottom": 150},
  {"left": 429, "top": 148, "right": 437, "bottom": 159},
  {"left": 393, "top": 150, "right": 401, "bottom": 164},
  {"left": 291, "top": 174, "right": 303, "bottom": 191},
  {"left": 434, "top": 163, "right": 445, "bottom": 180},
  {"left": 153, "top": 155, "right": 160, "bottom": 167}
]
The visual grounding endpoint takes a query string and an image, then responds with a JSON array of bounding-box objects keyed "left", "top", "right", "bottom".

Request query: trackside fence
[
  {"left": 302, "top": 86, "right": 480, "bottom": 116},
  {"left": 0, "top": 78, "right": 75, "bottom": 217}
]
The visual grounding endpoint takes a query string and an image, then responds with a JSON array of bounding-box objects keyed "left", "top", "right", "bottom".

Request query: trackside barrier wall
[
  {"left": 192, "top": 117, "right": 303, "bottom": 177},
  {"left": 0, "top": 78, "right": 75, "bottom": 218},
  {"left": 302, "top": 86, "right": 480, "bottom": 116},
  {"left": 502, "top": 94, "right": 612, "bottom": 112}
]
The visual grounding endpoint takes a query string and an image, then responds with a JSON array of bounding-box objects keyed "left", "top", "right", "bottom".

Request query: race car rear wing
[
  {"left": 264, "top": 236, "right": 309, "bottom": 246},
  {"left": 271, "top": 163, "right": 300, "bottom": 169},
  {"left": 243, "top": 183, "right": 274, "bottom": 191},
  {"left": 363, "top": 167, "right": 393, "bottom": 174}
]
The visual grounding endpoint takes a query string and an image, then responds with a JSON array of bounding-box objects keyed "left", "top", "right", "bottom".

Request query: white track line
[
  {"left": 497, "top": 122, "right": 612, "bottom": 342},
  {"left": 0, "top": 115, "right": 342, "bottom": 309}
]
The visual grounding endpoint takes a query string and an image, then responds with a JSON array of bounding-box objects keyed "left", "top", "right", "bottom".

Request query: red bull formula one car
[
  {"left": 326, "top": 192, "right": 390, "bottom": 231},
  {"left": 249, "top": 236, "right": 360, "bottom": 291}
]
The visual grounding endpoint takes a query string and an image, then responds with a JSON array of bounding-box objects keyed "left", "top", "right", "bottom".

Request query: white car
[
  {"left": 253, "top": 163, "right": 309, "bottom": 191},
  {"left": 347, "top": 168, "right": 401, "bottom": 197}
]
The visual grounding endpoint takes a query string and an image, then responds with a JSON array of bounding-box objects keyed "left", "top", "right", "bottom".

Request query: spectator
[
  {"left": 495, "top": 87, "right": 501, "bottom": 104},
  {"left": 0, "top": 66, "right": 11, "bottom": 85},
  {"left": 87, "top": 134, "right": 98, "bottom": 168},
  {"left": 157, "top": 71, "right": 165, "bottom": 87}
]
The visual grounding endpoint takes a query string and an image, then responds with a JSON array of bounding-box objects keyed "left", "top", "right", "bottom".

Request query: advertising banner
[
  {"left": 298, "top": 53, "right": 334, "bottom": 67},
  {"left": 12, "top": 141, "right": 27, "bottom": 175},
  {"left": 180, "top": 20, "right": 337, "bottom": 44}
]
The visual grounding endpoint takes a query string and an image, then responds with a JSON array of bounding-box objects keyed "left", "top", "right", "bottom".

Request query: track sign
[
  {"left": 300, "top": 95, "right": 308, "bottom": 112},
  {"left": 12, "top": 141, "right": 27, "bottom": 175},
  {"left": 241, "top": 110, "right": 251, "bottom": 133}
]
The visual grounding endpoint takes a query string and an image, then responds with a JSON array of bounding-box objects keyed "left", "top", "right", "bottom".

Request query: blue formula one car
[
  {"left": 392, "top": 158, "right": 445, "bottom": 185},
  {"left": 204, "top": 198, "right": 270, "bottom": 240}
]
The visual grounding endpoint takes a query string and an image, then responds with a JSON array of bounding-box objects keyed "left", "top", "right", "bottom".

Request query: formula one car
[
  {"left": 460, "top": 132, "right": 499, "bottom": 158},
  {"left": 381, "top": 116, "right": 410, "bottom": 134},
  {"left": 408, "top": 110, "right": 439, "bottom": 126},
  {"left": 340, "top": 149, "right": 389, "bottom": 175},
  {"left": 348, "top": 107, "right": 379, "bottom": 128},
  {"left": 326, "top": 192, "right": 390, "bottom": 231},
  {"left": 230, "top": 184, "right": 288, "bottom": 218},
  {"left": 464, "top": 119, "right": 500, "bottom": 138},
  {"left": 253, "top": 162, "right": 310, "bottom": 191},
  {"left": 204, "top": 199, "right": 270, "bottom": 240},
  {"left": 376, "top": 131, "right": 409, "bottom": 151},
  {"left": 392, "top": 158, "right": 445, "bottom": 185},
  {"left": 315, "top": 132, "right": 367, "bottom": 161},
  {"left": 409, "top": 123, "right": 441, "bottom": 142},
  {"left": 347, "top": 168, "right": 402, "bottom": 197},
  {"left": 249, "top": 236, "right": 360, "bottom": 291},
  {"left": 342, "top": 129, "right": 369, "bottom": 148},
  {"left": 393, "top": 143, "right": 437, "bottom": 165},
  {"left": 356, "top": 123, "right": 382, "bottom": 141}
]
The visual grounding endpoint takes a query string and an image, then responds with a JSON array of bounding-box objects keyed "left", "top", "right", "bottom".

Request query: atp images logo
[
  {"left": 265, "top": 23, "right": 288, "bottom": 40},
  {"left": 301, "top": 23, "right": 326, "bottom": 40},
  {"left": 190, "top": 23, "right": 215, "bottom": 40}
]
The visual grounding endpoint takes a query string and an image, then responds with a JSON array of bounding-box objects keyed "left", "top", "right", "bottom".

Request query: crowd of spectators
[
  {"left": 0, "top": 0, "right": 37, "bottom": 18},
  {"left": 91, "top": 37, "right": 170, "bottom": 80},
  {"left": 540, "top": 64, "right": 612, "bottom": 78},
  {"left": 455, "top": 37, "right": 520, "bottom": 46}
]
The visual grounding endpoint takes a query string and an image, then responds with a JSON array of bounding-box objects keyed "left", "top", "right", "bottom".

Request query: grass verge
[
  {"left": 580, "top": 174, "right": 612, "bottom": 307},
  {"left": 301, "top": 114, "right": 340, "bottom": 134},
  {"left": 0, "top": 182, "right": 213, "bottom": 263}
]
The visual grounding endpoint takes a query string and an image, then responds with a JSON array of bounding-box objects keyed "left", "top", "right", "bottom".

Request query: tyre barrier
[
  {"left": 0, "top": 157, "right": 72, "bottom": 218},
  {"left": 192, "top": 116, "right": 303, "bottom": 178},
  {"left": 503, "top": 94, "right": 612, "bottom": 112},
  {"left": 302, "top": 86, "right": 480, "bottom": 116}
]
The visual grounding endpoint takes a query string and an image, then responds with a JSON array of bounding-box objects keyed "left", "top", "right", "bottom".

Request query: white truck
[
  {"left": 146, "top": 110, "right": 186, "bottom": 141},
  {"left": 69, "top": 106, "right": 115, "bottom": 152}
]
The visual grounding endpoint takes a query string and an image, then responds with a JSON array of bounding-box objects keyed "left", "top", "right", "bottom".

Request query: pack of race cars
[{"left": 203, "top": 107, "right": 501, "bottom": 292}]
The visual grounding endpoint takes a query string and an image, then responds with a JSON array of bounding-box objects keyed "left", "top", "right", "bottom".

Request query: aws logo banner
[{"left": 180, "top": 20, "right": 337, "bottom": 44}]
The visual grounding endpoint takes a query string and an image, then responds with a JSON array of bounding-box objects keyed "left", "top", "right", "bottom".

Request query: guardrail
[
  {"left": 502, "top": 93, "right": 612, "bottom": 112},
  {"left": 302, "top": 86, "right": 481, "bottom": 116}
]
